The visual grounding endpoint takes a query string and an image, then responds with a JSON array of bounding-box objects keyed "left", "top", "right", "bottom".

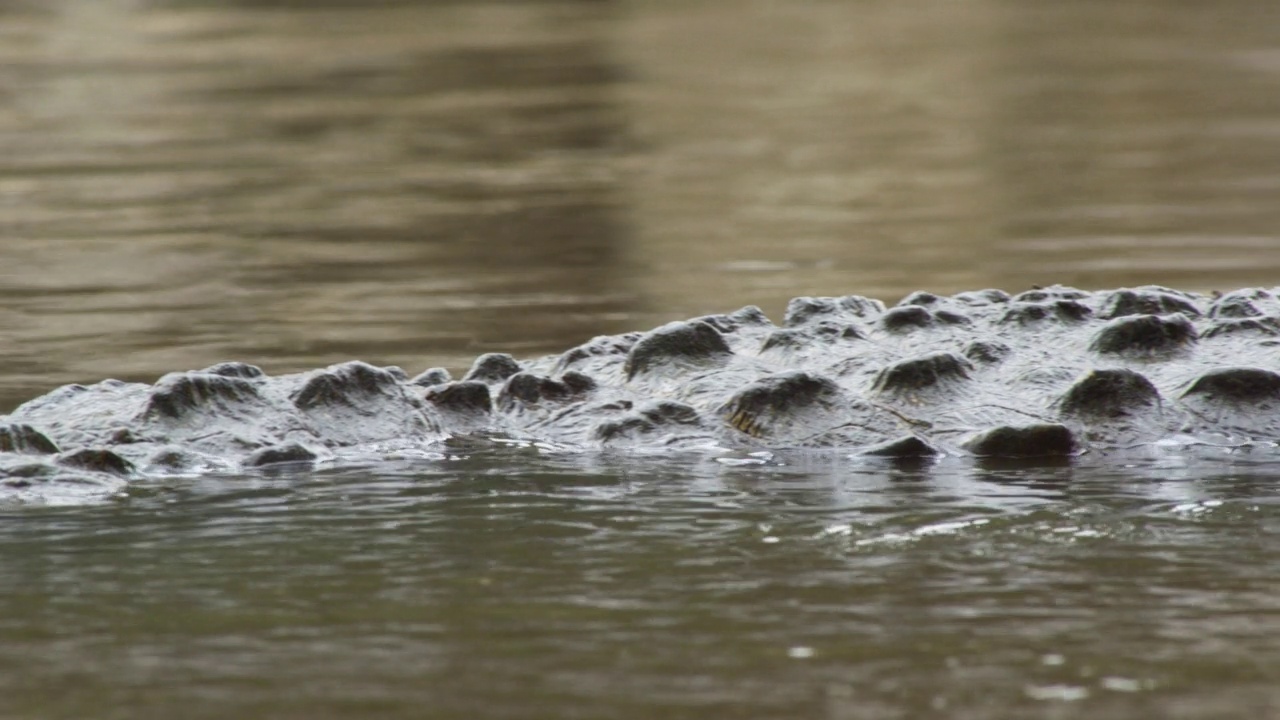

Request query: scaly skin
[{"left": 3, "top": 285, "right": 1280, "bottom": 502}]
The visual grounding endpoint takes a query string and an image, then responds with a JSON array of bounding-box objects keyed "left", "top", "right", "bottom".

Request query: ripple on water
[{"left": 2, "top": 446, "right": 1280, "bottom": 719}]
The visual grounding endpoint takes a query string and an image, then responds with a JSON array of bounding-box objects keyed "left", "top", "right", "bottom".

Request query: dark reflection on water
[{"left": 3, "top": 1, "right": 1280, "bottom": 718}]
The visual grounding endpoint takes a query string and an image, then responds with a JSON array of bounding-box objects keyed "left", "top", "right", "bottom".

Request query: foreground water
[
  {"left": 4, "top": 449, "right": 1280, "bottom": 719},
  {"left": 4, "top": 0, "right": 1280, "bottom": 718}
]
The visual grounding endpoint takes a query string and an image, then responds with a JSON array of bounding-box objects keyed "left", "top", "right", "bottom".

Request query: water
[
  {"left": 3, "top": 0, "right": 1280, "bottom": 717},
  {"left": 5, "top": 452, "right": 1280, "bottom": 719}
]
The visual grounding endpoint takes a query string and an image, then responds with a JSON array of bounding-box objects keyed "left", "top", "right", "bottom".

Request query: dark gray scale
[
  {"left": 720, "top": 372, "right": 844, "bottom": 439},
  {"left": 1202, "top": 318, "right": 1280, "bottom": 339},
  {"left": 109, "top": 428, "right": 144, "bottom": 445},
  {"left": 784, "top": 295, "right": 882, "bottom": 327},
  {"left": 286, "top": 361, "right": 444, "bottom": 447},
  {"left": 1208, "top": 288, "right": 1277, "bottom": 319},
  {"left": 759, "top": 328, "right": 806, "bottom": 353},
  {"left": 691, "top": 305, "right": 772, "bottom": 334},
  {"left": 871, "top": 352, "right": 973, "bottom": 397},
  {"left": 1, "top": 466, "right": 54, "bottom": 488},
  {"left": 934, "top": 310, "right": 972, "bottom": 326},
  {"left": 857, "top": 435, "right": 941, "bottom": 459},
  {"left": 199, "top": 362, "right": 266, "bottom": 379},
  {"left": 639, "top": 400, "right": 701, "bottom": 425},
  {"left": 5, "top": 462, "right": 56, "bottom": 478},
  {"left": 57, "top": 448, "right": 135, "bottom": 476},
  {"left": 147, "top": 448, "right": 197, "bottom": 471},
  {"left": 146, "top": 372, "right": 264, "bottom": 420},
  {"left": 1181, "top": 367, "right": 1280, "bottom": 405},
  {"left": 1099, "top": 288, "right": 1203, "bottom": 319},
  {"left": 1089, "top": 314, "right": 1197, "bottom": 358},
  {"left": 1056, "top": 369, "right": 1162, "bottom": 420},
  {"left": 496, "top": 372, "right": 595, "bottom": 412},
  {"left": 880, "top": 306, "right": 935, "bottom": 333},
  {"left": 873, "top": 352, "right": 1052, "bottom": 444},
  {"left": 836, "top": 294, "right": 886, "bottom": 319},
  {"left": 1177, "top": 367, "right": 1280, "bottom": 441},
  {"left": 727, "top": 304, "right": 774, "bottom": 326},
  {"left": 625, "top": 321, "right": 733, "bottom": 380},
  {"left": 0, "top": 424, "right": 59, "bottom": 455},
  {"left": 879, "top": 303, "right": 973, "bottom": 333},
  {"left": 951, "top": 288, "right": 1011, "bottom": 306},
  {"left": 1012, "top": 286, "right": 1088, "bottom": 303},
  {"left": 760, "top": 321, "right": 864, "bottom": 354},
  {"left": 898, "top": 291, "right": 944, "bottom": 307},
  {"left": 411, "top": 367, "right": 453, "bottom": 387},
  {"left": 593, "top": 415, "right": 659, "bottom": 443},
  {"left": 291, "top": 361, "right": 402, "bottom": 411},
  {"left": 691, "top": 314, "right": 742, "bottom": 335},
  {"left": 593, "top": 401, "right": 705, "bottom": 444},
  {"left": 1209, "top": 295, "right": 1264, "bottom": 319},
  {"left": 246, "top": 443, "right": 318, "bottom": 468},
  {"left": 894, "top": 292, "right": 978, "bottom": 327},
  {"left": 463, "top": 353, "right": 523, "bottom": 383},
  {"left": 998, "top": 300, "right": 1092, "bottom": 326},
  {"left": 963, "top": 341, "right": 1011, "bottom": 365},
  {"left": 380, "top": 366, "right": 409, "bottom": 382},
  {"left": 962, "top": 424, "right": 1078, "bottom": 457},
  {"left": 422, "top": 381, "right": 493, "bottom": 435},
  {"left": 810, "top": 320, "right": 865, "bottom": 342},
  {"left": 553, "top": 333, "right": 641, "bottom": 375},
  {"left": 482, "top": 371, "right": 605, "bottom": 442},
  {"left": 784, "top": 297, "right": 841, "bottom": 326},
  {"left": 424, "top": 381, "right": 492, "bottom": 416}
]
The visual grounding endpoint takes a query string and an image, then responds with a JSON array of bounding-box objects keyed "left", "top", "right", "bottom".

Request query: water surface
[
  {"left": 2, "top": 0, "right": 1280, "bottom": 403},
  {"left": 3, "top": 1, "right": 1280, "bottom": 718},
  {"left": 4, "top": 450, "right": 1280, "bottom": 719}
]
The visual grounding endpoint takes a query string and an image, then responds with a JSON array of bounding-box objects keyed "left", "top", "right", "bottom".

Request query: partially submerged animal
[{"left": 4, "top": 285, "right": 1280, "bottom": 501}]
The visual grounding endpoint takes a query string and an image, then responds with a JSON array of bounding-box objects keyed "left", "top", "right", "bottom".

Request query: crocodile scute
[{"left": 4, "top": 284, "right": 1280, "bottom": 497}]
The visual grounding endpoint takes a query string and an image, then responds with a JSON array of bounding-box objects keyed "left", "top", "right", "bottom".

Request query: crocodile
[{"left": 4, "top": 284, "right": 1280, "bottom": 502}]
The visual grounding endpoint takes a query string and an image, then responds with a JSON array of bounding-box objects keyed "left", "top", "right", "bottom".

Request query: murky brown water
[
  {"left": 4, "top": 0, "right": 1280, "bottom": 406},
  {"left": 3, "top": 1, "right": 1280, "bottom": 718}
]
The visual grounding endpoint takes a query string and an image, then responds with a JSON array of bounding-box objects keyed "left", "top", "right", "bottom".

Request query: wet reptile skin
[{"left": 4, "top": 285, "right": 1280, "bottom": 500}]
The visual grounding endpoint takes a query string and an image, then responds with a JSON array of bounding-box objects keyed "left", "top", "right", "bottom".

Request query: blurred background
[{"left": 2, "top": 0, "right": 1279, "bottom": 407}]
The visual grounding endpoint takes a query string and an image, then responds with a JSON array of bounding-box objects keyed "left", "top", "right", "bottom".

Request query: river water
[{"left": 2, "top": 0, "right": 1280, "bottom": 718}]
